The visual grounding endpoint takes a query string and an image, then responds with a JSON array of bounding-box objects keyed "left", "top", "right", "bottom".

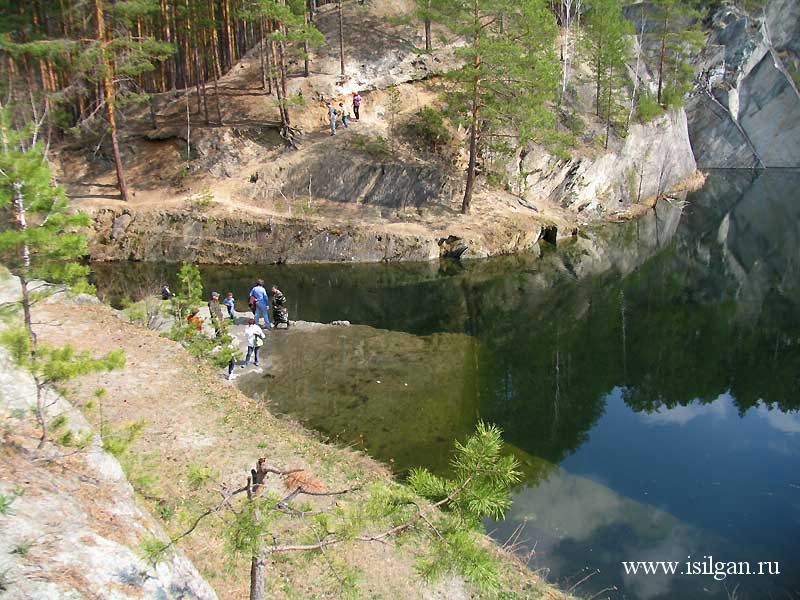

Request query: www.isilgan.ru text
[{"left": 622, "top": 557, "right": 780, "bottom": 581}]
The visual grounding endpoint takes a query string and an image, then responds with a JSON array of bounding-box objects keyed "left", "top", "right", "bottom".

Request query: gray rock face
[
  {"left": 280, "top": 154, "right": 453, "bottom": 209},
  {"left": 0, "top": 276, "right": 218, "bottom": 600},
  {"left": 509, "top": 109, "right": 697, "bottom": 216},
  {"left": 687, "top": 0, "right": 800, "bottom": 168},
  {"left": 87, "top": 204, "right": 548, "bottom": 265}
]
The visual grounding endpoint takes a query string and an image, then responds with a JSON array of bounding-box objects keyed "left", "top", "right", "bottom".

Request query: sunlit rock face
[
  {"left": 686, "top": 0, "right": 800, "bottom": 168},
  {"left": 507, "top": 110, "right": 697, "bottom": 217}
]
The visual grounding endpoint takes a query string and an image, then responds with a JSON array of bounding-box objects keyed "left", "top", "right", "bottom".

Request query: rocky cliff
[
  {"left": 0, "top": 277, "right": 217, "bottom": 600},
  {"left": 87, "top": 206, "right": 551, "bottom": 264},
  {"left": 508, "top": 109, "right": 697, "bottom": 216},
  {"left": 686, "top": 0, "right": 800, "bottom": 168}
]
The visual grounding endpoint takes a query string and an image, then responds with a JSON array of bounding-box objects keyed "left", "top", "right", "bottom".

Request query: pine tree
[
  {"left": 650, "top": 0, "right": 704, "bottom": 107},
  {"left": 146, "top": 422, "right": 520, "bottom": 600},
  {"left": 239, "top": 0, "right": 322, "bottom": 145},
  {"left": 583, "top": 0, "right": 630, "bottom": 145},
  {"left": 429, "top": 0, "right": 559, "bottom": 214},
  {"left": 0, "top": 108, "right": 124, "bottom": 448},
  {"left": 415, "top": 0, "right": 435, "bottom": 51}
]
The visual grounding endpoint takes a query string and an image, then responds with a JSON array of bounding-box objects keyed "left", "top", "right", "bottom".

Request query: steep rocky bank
[
  {"left": 508, "top": 110, "right": 697, "bottom": 215},
  {"left": 686, "top": 0, "right": 800, "bottom": 168},
  {"left": 0, "top": 278, "right": 217, "bottom": 600},
  {"left": 87, "top": 202, "right": 557, "bottom": 264}
]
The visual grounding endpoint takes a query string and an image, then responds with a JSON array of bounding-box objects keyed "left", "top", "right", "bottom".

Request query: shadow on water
[{"left": 91, "top": 170, "right": 800, "bottom": 600}]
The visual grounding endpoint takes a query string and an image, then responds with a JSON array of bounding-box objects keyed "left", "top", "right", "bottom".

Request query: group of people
[
  {"left": 326, "top": 91, "right": 362, "bottom": 136},
  {"left": 164, "top": 278, "right": 289, "bottom": 381}
]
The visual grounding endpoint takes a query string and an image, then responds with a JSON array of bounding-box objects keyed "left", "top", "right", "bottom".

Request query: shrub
[
  {"left": 405, "top": 107, "right": 452, "bottom": 155},
  {"left": 636, "top": 91, "right": 663, "bottom": 122},
  {"left": 349, "top": 134, "right": 390, "bottom": 159}
]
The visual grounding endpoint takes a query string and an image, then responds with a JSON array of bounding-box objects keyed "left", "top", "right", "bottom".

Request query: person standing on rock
[
  {"left": 352, "top": 92, "right": 362, "bottom": 121},
  {"left": 243, "top": 318, "right": 265, "bottom": 367},
  {"left": 327, "top": 101, "right": 338, "bottom": 136},
  {"left": 208, "top": 291, "right": 225, "bottom": 337},
  {"left": 249, "top": 278, "right": 271, "bottom": 329},
  {"left": 339, "top": 102, "right": 350, "bottom": 129}
]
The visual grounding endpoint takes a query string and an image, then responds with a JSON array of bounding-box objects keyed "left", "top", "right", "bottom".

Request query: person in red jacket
[{"left": 187, "top": 309, "right": 204, "bottom": 331}]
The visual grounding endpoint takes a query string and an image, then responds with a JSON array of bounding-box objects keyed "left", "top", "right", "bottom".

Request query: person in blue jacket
[{"left": 249, "top": 278, "right": 271, "bottom": 329}]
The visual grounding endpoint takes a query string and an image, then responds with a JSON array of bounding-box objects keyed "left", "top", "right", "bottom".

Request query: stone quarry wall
[
  {"left": 686, "top": 0, "right": 800, "bottom": 168},
  {"left": 507, "top": 109, "right": 697, "bottom": 216},
  {"left": 87, "top": 208, "right": 546, "bottom": 264}
]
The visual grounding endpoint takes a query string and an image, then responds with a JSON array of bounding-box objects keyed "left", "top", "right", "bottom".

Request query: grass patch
[
  {"left": 186, "top": 462, "right": 216, "bottom": 489},
  {"left": 10, "top": 538, "right": 34, "bottom": 558}
]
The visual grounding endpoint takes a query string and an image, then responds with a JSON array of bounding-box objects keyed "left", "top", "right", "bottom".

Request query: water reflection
[{"left": 91, "top": 170, "right": 800, "bottom": 599}]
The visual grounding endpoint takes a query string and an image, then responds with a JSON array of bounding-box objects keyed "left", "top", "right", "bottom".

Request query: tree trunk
[
  {"left": 657, "top": 10, "right": 669, "bottom": 105},
  {"left": 94, "top": 0, "right": 129, "bottom": 202},
  {"left": 223, "top": 0, "right": 235, "bottom": 69},
  {"left": 424, "top": 18, "right": 431, "bottom": 51},
  {"left": 11, "top": 182, "right": 45, "bottom": 449},
  {"left": 249, "top": 556, "right": 266, "bottom": 600},
  {"left": 595, "top": 35, "right": 602, "bottom": 116},
  {"left": 338, "top": 0, "right": 345, "bottom": 77},
  {"left": 247, "top": 464, "right": 269, "bottom": 600},
  {"left": 604, "top": 63, "right": 613, "bottom": 149},
  {"left": 462, "top": 3, "right": 481, "bottom": 215},
  {"left": 259, "top": 18, "right": 268, "bottom": 91},
  {"left": 209, "top": 0, "right": 223, "bottom": 78},
  {"left": 303, "top": 7, "right": 310, "bottom": 77}
]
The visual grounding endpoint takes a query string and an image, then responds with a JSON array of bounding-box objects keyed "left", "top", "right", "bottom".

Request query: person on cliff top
[
  {"left": 352, "top": 92, "right": 362, "bottom": 121},
  {"left": 249, "top": 278, "right": 271, "bottom": 329},
  {"left": 326, "top": 101, "right": 338, "bottom": 136},
  {"left": 222, "top": 292, "right": 236, "bottom": 320},
  {"left": 243, "top": 317, "right": 265, "bottom": 367},
  {"left": 208, "top": 291, "right": 225, "bottom": 337},
  {"left": 339, "top": 102, "right": 350, "bottom": 129}
]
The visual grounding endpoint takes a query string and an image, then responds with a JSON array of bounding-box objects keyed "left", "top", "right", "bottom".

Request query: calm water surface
[{"left": 93, "top": 171, "right": 800, "bottom": 600}]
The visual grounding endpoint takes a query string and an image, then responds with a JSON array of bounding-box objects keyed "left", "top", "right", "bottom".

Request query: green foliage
[
  {"left": 0, "top": 486, "right": 24, "bottom": 515},
  {"left": 101, "top": 419, "right": 147, "bottom": 458},
  {"left": 168, "top": 262, "right": 203, "bottom": 326},
  {"left": 348, "top": 134, "right": 391, "bottom": 159},
  {"left": 191, "top": 187, "right": 215, "bottom": 211},
  {"left": 409, "top": 422, "right": 520, "bottom": 525},
  {"left": 187, "top": 463, "right": 216, "bottom": 489},
  {"left": 405, "top": 106, "right": 453, "bottom": 157},
  {"left": 138, "top": 535, "right": 169, "bottom": 565},
  {"left": 224, "top": 493, "right": 280, "bottom": 558},
  {"left": 49, "top": 413, "right": 68, "bottom": 432},
  {"left": 636, "top": 90, "right": 663, "bottom": 122},
  {"left": 122, "top": 295, "right": 164, "bottom": 330},
  {"left": 648, "top": 0, "right": 705, "bottom": 107},
  {"left": 417, "top": 526, "right": 501, "bottom": 593},
  {"left": 434, "top": 0, "right": 560, "bottom": 141},
  {"left": 562, "top": 110, "right": 586, "bottom": 137},
  {"left": 10, "top": 538, "right": 34, "bottom": 557},
  {"left": 583, "top": 0, "right": 632, "bottom": 142},
  {"left": 0, "top": 111, "right": 91, "bottom": 290}
]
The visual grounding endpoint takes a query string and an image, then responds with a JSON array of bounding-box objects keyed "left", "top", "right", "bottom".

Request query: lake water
[{"left": 92, "top": 170, "right": 800, "bottom": 600}]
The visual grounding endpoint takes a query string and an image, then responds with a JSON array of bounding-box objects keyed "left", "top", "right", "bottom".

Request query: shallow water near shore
[{"left": 92, "top": 170, "right": 800, "bottom": 600}]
